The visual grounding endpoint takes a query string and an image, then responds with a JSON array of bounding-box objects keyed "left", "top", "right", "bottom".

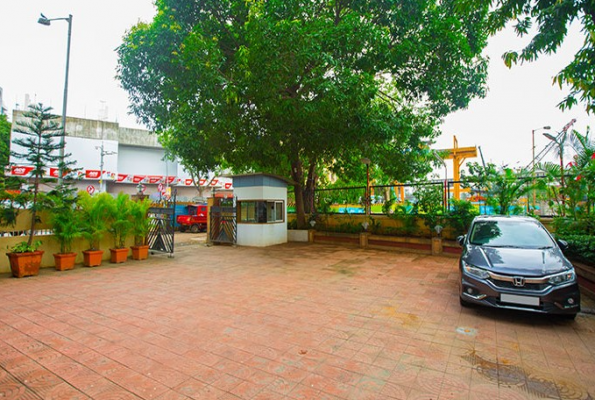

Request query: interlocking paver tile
[{"left": 0, "top": 242, "right": 594, "bottom": 399}]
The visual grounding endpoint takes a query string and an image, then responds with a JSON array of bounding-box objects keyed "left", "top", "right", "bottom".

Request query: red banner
[
  {"left": 85, "top": 170, "right": 101, "bottom": 179},
  {"left": 132, "top": 175, "right": 146, "bottom": 184},
  {"left": 148, "top": 175, "right": 163, "bottom": 184},
  {"left": 11, "top": 166, "right": 34, "bottom": 176},
  {"left": 117, "top": 174, "right": 128, "bottom": 182}
]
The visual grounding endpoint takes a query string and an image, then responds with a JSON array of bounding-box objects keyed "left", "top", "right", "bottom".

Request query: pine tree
[{"left": 11, "top": 103, "right": 63, "bottom": 248}]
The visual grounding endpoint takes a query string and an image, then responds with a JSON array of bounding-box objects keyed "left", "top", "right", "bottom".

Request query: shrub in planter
[
  {"left": 106, "top": 193, "right": 133, "bottom": 263},
  {"left": 78, "top": 191, "right": 110, "bottom": 267},
  {"left": 50, "top": 189, "right": 81, "bottom": 271},
  {"left": 446, "top": 199, "right": 478, "bottom": 237},
  {"left": 129, "top": 197, "right": 152, "bottom": 260},
  {"left": 557, "top": 234, "right": 595, "bottom": 266},
  {"left": 7, "top": 240, "right": 43, "bottom": 278},
  {"left": 5, "top": 104, "right": 65, "bottom": 277}
]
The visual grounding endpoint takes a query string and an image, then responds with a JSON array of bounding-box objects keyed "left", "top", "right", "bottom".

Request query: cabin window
[{"left": 239, "top": 201, "right": 284, "bottom": 223}]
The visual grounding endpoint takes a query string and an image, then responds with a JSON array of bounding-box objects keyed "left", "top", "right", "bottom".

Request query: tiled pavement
[{"left": 1, "top": 242, "right": 594, "bottom": 400}]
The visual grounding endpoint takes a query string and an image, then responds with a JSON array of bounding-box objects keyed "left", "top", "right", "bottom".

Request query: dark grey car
[{"left": 458, "top": 215, "right": 580, "bottom": 318}]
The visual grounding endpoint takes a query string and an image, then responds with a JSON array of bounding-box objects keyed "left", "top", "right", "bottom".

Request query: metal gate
[
  {"left": 210, "top": 197, "right": 237, "bottom": 245},
  {"left": 147, "top": 190, "right": 177, "bottom": 257}
]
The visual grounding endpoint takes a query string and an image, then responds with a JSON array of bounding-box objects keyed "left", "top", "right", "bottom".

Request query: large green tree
[
  {"left": 474, "top": 0, "right": 595, "bottom": 112},
  {"left": 118, "top": 0, "right": 489, "bottom": 227}
]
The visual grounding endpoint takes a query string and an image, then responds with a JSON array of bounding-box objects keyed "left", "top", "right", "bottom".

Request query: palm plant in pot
[
  {"left": 6, "top": 104, "right": 62, "bottom": 277},
  {"left": 78, "top": 191, "right": 109, "bottom": 267},
  {"left": 129, "top": 197, "right": 152, "bottom": 260},
  {"left": 50, "top": 188, "right": 81, "bottom": 271},
  {"left": 106, "top": 192, "right": 132, "bottom": 263}
]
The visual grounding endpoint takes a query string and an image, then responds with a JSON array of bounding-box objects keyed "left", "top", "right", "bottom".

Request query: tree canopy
[
  {"left": 117, "top": 0, "right": 489, "bottom": 227},
  {"left": 473, "top": 0, "right": 595, "bottom": 113}
]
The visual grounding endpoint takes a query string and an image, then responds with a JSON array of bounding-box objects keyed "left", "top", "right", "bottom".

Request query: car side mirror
[
  {"left": 457, "top": 235, "right": 466, "bottom": 247},
  {"left": 557, "top": 239, "right": 568, "bottom": 251}
]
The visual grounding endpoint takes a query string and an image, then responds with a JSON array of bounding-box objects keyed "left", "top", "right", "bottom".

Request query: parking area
[{"left": 1, "top": 242, "right": 594, "bottom": 400}]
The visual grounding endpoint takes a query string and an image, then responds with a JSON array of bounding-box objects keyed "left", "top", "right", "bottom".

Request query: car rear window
[{"left": 469, "top": 220, "right": 555, "bottom": 248}]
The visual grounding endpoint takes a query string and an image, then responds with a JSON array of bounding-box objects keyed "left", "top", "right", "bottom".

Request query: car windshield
[{"left": 468, "top": 220, "right": 555, "bottom": 248}]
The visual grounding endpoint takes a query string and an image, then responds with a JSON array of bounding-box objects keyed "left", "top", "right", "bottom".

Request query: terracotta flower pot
[
  {"left": 7, "top": 251, "right": 44, "bottom": 278},
  {"left": 110, "top": 248, "right": 129, "bottom": 263},
  {"left": 54, "top": 252, "right": 77, "bottom": 271},
  {"left": 83, "top": 250, "right": 104, "bottom": 267},
  {"left": 131, "top": 245, "right": 149, "bottom": 260}
]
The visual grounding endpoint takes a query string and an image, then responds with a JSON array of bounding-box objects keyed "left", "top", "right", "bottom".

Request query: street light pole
[
  {"left": 531, "top": 126, "right": 550, "bottom": 211},
  {"left": 544, "top": 132, "right": 567, "bottom": 215},
  {"left": 38, "top": 13, "right": 72, "bottom": 187},
  {"left": 95, "top": 142, "right": 117, "bottom": 193}
]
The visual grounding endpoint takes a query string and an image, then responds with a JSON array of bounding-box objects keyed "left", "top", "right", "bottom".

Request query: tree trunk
[
  {"left": 304, "top": 162, "right": 317, "bottom": 214},
  {"left": 290, "top": 160, "right": 307, "bottom": 229},
  {"left": 28, "top": 176, "right": 39, "bottom": 247}
]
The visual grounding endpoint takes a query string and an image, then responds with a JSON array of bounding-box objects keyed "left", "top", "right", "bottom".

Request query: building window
[{"left": 239, "top": 200, "right": 284, "bottom": 223}]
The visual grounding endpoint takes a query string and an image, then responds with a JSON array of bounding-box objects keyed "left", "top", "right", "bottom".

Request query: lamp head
[
  {"left": 543, "top": 133, "right": 557, "bottom": 142},
  {"left": 38, "top": 14, "right": 51, "bottom": 25},
  {"left": 360, "top": 157, "right": 371, "bottom": 165},
  {"left": 543, "top": 126, "right": 551, "bottom": 130}
]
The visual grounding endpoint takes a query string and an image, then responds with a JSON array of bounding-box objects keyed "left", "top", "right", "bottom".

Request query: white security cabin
[{"left": 232, "top": 173, "right": 291, "bottom": 247}]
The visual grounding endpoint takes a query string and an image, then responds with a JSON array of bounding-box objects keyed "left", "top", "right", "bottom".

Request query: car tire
[
  {"left": 560, "top": 313, "right": 577, "bottom": 321},
  {"left": 190, "top": 224, "right": 200, "bottom": 233},
  {"left": 180, "top": 227, "right": 187, "bottom": 233}
]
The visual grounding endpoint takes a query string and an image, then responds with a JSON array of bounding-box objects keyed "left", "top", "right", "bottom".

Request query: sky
[{"left": 1, "top": 1, "right": 592, "bottom": 178}]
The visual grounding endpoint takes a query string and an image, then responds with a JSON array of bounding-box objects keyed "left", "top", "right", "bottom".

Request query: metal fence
[{"left": 287, "top": 178, "right": 554, "bottom": 216}]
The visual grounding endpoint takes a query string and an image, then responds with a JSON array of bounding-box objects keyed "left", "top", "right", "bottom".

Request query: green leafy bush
[
  {"left": 557, "top": 234, "right": 595, "bottom": 265},
  {"left": 129, "top": 197, "right": 152, "bottom": 246},
  {"left": 447, "top": 199, "right": 478, "bottom": 236},
  {"left": 78, "top": 191, "right": 110, "bottom": 250},
  {"left": 9, "top": 240, "right": 42, "bottom": 253}
]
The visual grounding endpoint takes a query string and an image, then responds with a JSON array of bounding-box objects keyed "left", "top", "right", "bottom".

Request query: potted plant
[
  {"left": 78, "top": 191, "right": 109, "bottom": 267},
  {"left": 7, "top": 240, "right": 43, "bottom": 278},
  {"left": 106, "top": 192, "right": 132, "bottom": 263},
  {"left": 129, "top": 197, "right": 152, "bottom": 260},
  {"left": 5, "top": 104, "right": 63, "bottom": 277},
  {"left": 50, "top": 190, "right": 81, "bottom": 271}
]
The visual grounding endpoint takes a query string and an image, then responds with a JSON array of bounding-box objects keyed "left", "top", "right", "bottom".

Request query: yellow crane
[{"left": 437, "top": 136, "right": 477, "bottom": 200}]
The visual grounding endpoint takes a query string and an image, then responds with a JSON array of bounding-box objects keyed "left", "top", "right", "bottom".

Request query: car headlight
[
  {"left": 462, "top": 261, "right": 490, "bottom": 279},
  {"left": 548, "top": 270, "right": 576, "bottom": 285}
]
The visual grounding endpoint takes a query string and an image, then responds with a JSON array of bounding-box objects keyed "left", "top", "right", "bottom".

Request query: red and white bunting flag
[
  {"left": 85, "top": 170, "right": 101, "bottom": 179},
  {"left": 11, "top": 166, "right": 35, "bottom": 176},
  {"left": 132, "top": 175, "right": 146, "bottom": 183}
]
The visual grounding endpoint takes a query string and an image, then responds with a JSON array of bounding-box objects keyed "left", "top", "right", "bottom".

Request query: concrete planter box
[
  {"left": 288, "top": 230, "right": 310, "bottom": 242},
  {"left": 314, "top": 231, "right": 360, "bottom": 246},
  {"left": 312, "top": 231, "right": 461, "bottom": 257},
  {"left": 368, "top": 234, "right": 432, "bottom": 254},
  {"left": 573, "top": 261, "right": 595, "bottom": 301}
]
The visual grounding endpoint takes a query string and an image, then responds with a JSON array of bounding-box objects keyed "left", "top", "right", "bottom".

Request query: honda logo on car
[{"left": 513, "top": 277, "right": 525, "bottom": 287}]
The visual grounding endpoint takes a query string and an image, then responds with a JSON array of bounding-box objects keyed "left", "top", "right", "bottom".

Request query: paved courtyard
[{"left": 1, "top": 242, "right": 594, "bottom": 400}]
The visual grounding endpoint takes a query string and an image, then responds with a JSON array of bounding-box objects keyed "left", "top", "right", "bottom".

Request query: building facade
[{"left": 9, "top": 111, "right": 232, "bottom": 202}]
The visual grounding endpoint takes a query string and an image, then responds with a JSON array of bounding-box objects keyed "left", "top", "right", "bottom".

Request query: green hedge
[{"left": 558, "top": 234, "right": 595, "bottom": 266}]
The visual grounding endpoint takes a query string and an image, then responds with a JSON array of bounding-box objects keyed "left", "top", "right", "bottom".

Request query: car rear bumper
[{"left": 460, "top": 274, "right": 581, "bottom": 315}]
